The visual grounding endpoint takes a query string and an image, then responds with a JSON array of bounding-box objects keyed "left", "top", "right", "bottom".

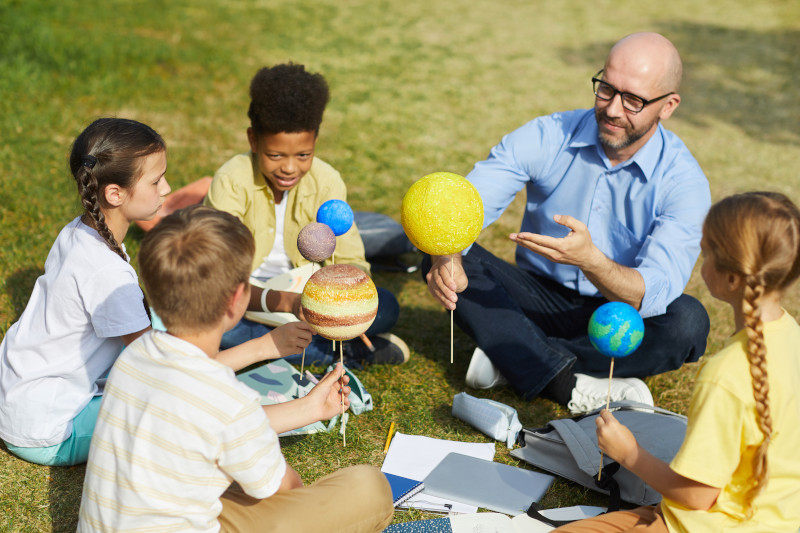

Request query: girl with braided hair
[
  {"left": 0, "top": 118, "right": 170, "bottom": 466},
  {"left": 553, "top": 191, "right": 800, "bottom": 532}
]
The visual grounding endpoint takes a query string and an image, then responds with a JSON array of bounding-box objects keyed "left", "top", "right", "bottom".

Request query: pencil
[
  {"left": 383, "top": 421, "right": 396, "bottom": 453},
  {"left": 360, "top": 333, "right": 375, "bottom": 352}
]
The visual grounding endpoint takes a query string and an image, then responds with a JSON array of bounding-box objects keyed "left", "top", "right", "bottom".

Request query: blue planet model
[
  {"left": 588, "top": 301, "right": 644, "bottom": 358},
  {"left": 316, "top": 199, "right": 354, "bottom": 236}
]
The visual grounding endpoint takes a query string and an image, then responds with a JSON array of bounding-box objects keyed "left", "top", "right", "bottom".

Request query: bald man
[{"left": 423, "top": 33, "right": 710, "bottom": 412}]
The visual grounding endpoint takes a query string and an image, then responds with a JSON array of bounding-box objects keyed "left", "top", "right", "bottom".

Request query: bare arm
[
  {"left": 510, "top": 214, "right": 645, "bottom": 309},
  {"left": 121, "top": 326, "right": 151, "bottom": 346},
  {"left": 214, "top": 321, "right": 313, "bottom": 371},
  {"left": 248, "top": 285, "right": 304, "bottom": 318},
  {"left": 424, "top": 253, "right": 468, "bottom": 311},
  {"left": 596, "top": 410, "right": 720, "bottom": 510},
  {"left": 262, "top": 363, "right": 351, "bottom": 434},
  {"left": 276, "top": 464, "right": 304, "bottom": 491}
]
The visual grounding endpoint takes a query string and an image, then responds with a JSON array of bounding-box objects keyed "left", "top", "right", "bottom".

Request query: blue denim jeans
[
  {"left": 422, "top": 245, "right": 709, "bottom": 400},
  {"left": 354, "top": 211, "right": 416, "bottom": 259},
  {"left": 220, "top": 287, "right": 400, "bottom": 366}
]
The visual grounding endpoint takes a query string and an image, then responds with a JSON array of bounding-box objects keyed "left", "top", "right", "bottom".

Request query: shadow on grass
[
  {"left": 0, "top": 441, "right": 84, "bottom": 531},
  {"left": 559, "top": 22, "right": 800, "bottom": 145},
  {"left": 4, "top": 267, "right": 43, "bottom": 324},
  {"left": 49, "top": 464, "right": 85, "bottom": 532}
]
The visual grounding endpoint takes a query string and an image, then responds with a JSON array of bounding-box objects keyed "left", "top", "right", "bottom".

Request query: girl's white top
[{"left": 0, "top": 217, "right": 151, "bottom": 448}]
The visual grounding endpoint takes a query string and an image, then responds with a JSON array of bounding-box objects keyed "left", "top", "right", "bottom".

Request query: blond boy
[{"left": 77, "top": 205, "right": 392, "bottom": 532}]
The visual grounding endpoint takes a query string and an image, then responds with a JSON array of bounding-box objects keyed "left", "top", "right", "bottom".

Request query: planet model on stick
[
  {"left": 588, "top": 301, "right": 645, "bottom": 358},
  {"left": 301, "top": 264, "right": 378, "bottom": 341},
  {"left": 400, "top": 171, "right": 484, "bottom": 256},
  {"left": 588, "top": 301, "right": 645, "bottom": 480},
  {"left": 316, "top": 199, "right": 354, "bottom": 236},
  {"left": 401, "top": 171, "right": 484, "bottom": 364},
  {"left": 297, "top": 222, "right": 336, "bottom": 263}
]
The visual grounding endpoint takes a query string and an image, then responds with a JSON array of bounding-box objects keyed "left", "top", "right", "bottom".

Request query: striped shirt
[{"left": 78, "top": 330, "right": 286, "bottom": 532}]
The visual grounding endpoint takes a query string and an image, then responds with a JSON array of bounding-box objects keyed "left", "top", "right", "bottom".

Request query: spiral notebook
[
  {"left": 383, "top": 472, "right": 425, "bottom": 507},
  {"left": 422, "top": 452, "right": 554, "bottom": 516}
]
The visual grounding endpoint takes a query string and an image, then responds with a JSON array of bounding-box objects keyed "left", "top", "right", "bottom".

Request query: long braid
[
  {"left": 703, "top": 191, "right": 800, "bottom": 520},
  {"left": 741, "top": 274, "right": 772, "bottom": 516},
  {"left": 69, "top": 118, "right": 165, "bottom": 263},
  {"left": 74, "top": 162, "right": 127, "bottom": 262},
  {"left": 69, "top": 119, "right": 166, "bottom": 321}
]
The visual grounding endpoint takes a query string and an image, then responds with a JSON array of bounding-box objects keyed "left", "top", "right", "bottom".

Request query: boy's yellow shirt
[{"left": 205, "top": 152, "right": 369, "bottom": 275}]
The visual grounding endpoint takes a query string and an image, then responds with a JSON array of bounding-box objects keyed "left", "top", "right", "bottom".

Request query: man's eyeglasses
[{"left": 591, "top": 69, "right": 673, "bottom": 114}]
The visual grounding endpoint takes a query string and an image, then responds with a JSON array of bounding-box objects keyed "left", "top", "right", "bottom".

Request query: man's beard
[{"left": 595, "top": 109, "right": 660, "bottom": 150}]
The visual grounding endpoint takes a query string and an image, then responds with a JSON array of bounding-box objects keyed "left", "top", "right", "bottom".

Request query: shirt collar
[
  {"left": 249, "top": 151, "right": 270, "bottom": 193},
  {"left": 569, "top": 111, "right": 665, "bottom": 181}
]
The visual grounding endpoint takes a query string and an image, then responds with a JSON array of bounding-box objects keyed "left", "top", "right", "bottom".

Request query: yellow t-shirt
[
  {"left": 204, "top": 152, "right": 369, "bottom": 274},
  {"left": 663, "top": 310, "right": 800, "bottom": 532}
]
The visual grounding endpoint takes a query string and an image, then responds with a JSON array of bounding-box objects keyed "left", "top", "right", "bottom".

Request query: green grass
[{"left": 2, "top": 0, "right": 800, "bottom": 530}]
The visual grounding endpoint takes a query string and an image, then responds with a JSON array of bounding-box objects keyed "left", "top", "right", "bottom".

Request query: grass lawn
[{"left": 1, "top": 0, "right": 799, "bottom": 530}]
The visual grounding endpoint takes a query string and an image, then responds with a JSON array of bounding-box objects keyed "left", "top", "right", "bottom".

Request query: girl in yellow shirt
[{"left": 554, "top": 191, "right": 800, "bottom": 532}]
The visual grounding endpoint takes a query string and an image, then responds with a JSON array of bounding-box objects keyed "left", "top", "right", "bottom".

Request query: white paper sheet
[
  {"left": 380, "top": 432, "right": 495, "bottom": 514},
  {"left": 448, "top": 506, "right": 606, "bottom": 533}
]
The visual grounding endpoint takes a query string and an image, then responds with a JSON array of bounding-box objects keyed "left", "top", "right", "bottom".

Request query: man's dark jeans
[{"left": 421, "top": 245, "right": 709, "bottom": 400}]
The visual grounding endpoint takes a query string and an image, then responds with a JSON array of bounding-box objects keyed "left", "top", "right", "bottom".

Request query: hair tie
[{"left": 82, "top": 155, "right": 97, "bottom": 169}]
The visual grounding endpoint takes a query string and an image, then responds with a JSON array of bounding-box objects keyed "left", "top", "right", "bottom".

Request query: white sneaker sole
[
  {"left": 465, "top": 347, "right": 507, "bottom": 389},
  {"left": 567, "top": 373, "right": 654, "bottom": 415}
]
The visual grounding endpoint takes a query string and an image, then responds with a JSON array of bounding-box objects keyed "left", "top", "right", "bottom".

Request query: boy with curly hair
[
  {"left": 205, "top": 63, "right": 409, "bottom": 367},
  {"left": 77, "top": 205, "right": 393, "bottom": 532}
]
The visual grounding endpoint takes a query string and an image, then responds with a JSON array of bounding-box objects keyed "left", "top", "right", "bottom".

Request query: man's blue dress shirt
[{"left": 466, "top": 109, "right": 710, "bottom": 318}]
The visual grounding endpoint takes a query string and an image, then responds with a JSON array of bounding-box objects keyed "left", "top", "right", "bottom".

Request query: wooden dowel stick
[
  {"left": 598, "top": 357, "right": 616, "bottom": 480},
  {"left": 360, "top": 333, "right": 375, "bottom": 352},
  {"left": 604, "top": 357, "right": 615, "bottom": 411},
  {"left": 340, "top": 341, "right": 346, "bottom": 447},
  {"left": 450, "top": 256, "right": 454, "bottom": 364}
]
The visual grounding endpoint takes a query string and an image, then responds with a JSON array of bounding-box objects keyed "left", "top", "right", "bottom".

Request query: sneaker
[
  {"left": 567, "top": 373, "right": 654, "bottom": 415},
  {"left": 465, "top": 347, "right": 508, "bottom": 389},
  {"left": 345, "top": 333, "right": 410, "bottom": 366}
]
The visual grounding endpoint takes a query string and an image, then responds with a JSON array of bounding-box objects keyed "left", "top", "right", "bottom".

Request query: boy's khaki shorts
[{"left": 219, "top": 464, "right": 393, "bottom": 533}]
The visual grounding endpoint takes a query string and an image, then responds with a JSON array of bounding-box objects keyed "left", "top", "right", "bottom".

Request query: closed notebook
[
  {"left": 422, "top": 453, "right": 554, "bottom": 516},
  {"left": 384, "top": 472, "right": 425, "bottom": 507}
]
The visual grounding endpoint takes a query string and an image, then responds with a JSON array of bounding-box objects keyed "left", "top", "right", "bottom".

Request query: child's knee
[{"left": 344, "top": 465, "right": 393, "bottom": 511}]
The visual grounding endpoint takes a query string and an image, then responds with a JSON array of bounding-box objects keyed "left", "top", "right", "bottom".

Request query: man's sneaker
[
  {"left": 345, "top": 333, "right": 410, "bottom": 366},
  {"left": 567, "top": 373, "right": 654, "bottom": 415},
  {"left": 465, "top": 347, "right": 508, "bottom": 389}
]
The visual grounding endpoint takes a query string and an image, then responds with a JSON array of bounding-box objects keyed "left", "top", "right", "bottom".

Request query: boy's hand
[
  {"left": 268, "top": 321, "right": 313, "bottom": 357},
  {"left": 426, "top": 254, "right": 468, "bottom": 311},
  {"left": 260, "top": 362, "right": 350, "bottom": 433},
  {"left": 309, "top": 362, "right": 351, "bottom": 421},
  {"left": 596, "top": 410, "right": 639, "bottom": 467},
  {"left": 289, "top": 293, "right": 306, "bottom": 321}
]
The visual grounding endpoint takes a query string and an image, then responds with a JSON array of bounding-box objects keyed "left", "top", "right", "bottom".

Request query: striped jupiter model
[{"left": 301, "top": 264, "right": 378, "bottom": 340}]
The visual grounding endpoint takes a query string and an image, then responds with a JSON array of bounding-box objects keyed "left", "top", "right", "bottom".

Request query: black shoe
[{"left": 344, "top": 333, "right": 410, "bottom": 366}]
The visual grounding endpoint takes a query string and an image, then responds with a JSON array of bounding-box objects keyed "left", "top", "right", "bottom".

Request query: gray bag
[{"left": 510, "top": 401, "right": 687, "bottom": 509}]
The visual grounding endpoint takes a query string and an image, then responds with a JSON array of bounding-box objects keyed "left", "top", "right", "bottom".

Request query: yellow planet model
[{"left": 401, "top": 172, "right": 484, "bottom": 255}]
